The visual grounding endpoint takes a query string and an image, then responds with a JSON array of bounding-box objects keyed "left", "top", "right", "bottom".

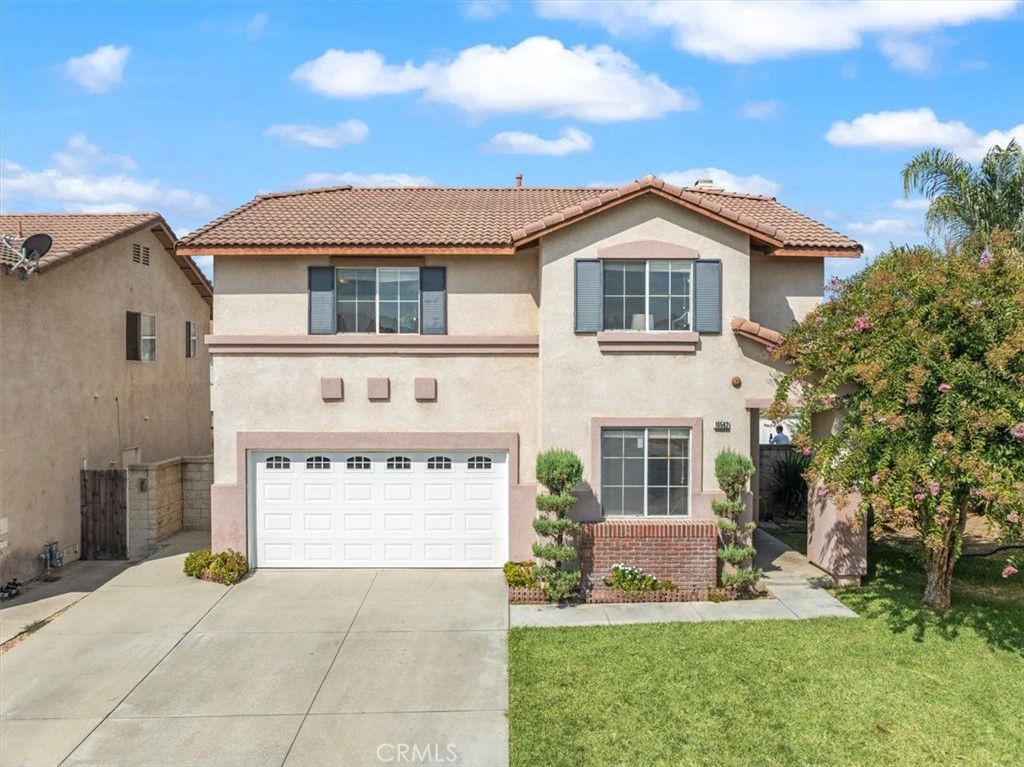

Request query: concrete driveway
[{"left": 0, "top": 537, "right": 509, "bottom": 767}]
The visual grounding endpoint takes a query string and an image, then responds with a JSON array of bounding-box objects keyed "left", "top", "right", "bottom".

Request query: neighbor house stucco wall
[
  {"left": 749, "top": 252, "right": 824, "bottom": 332},
  {"left": 0, "top": 228, "right": 211, "bottom": 580},
  {"left": 213, "top": 254, "right": 539, "bottom": 336},
  {"left": 537, "top": 196, "right": 785, "bottom": 521}
]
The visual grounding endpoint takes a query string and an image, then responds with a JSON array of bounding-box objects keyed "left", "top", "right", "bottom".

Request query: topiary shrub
[
  {"left": 183, "top": 548, "right": 213, "bottom": 578},
  {"left": 532, "top": 449, "right": 583, "bottom": 602},
  {"left": 712, "top": 449, "right": 762, "bottom": 596},
  {"left": 503, "top": 560, "right": 538, "bottom": 588}
]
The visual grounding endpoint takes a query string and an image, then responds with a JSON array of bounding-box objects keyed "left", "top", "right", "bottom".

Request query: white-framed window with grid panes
[
  {"left": 602, "top": 260, "right": 692, "bottom": 332},
  {"left": 601, "top": 427, "right": 690, "bottom": 516},
  {"left": 336, "top": 267, "right": 420, "bottom": 334}
]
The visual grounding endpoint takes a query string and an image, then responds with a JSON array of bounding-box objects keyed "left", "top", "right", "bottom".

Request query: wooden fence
[{"left": 80, "top": 469, "right": 127, "bottom": 559}]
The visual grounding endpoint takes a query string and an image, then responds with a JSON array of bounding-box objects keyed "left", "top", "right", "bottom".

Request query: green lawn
[
  {"left": 509, "top": 547, "right": 1024, "bottom": 767},
  {"left": 768, "top": 527, "right": 808, "bottom": 554}
]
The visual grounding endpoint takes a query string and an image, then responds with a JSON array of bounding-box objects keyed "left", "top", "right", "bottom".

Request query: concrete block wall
[
  {"left": 127, "top": 455, "right": 212, "bottom": 560},
  {"left": 182, "top": 456, "right": 213, "bottom": 530},
  {"left": 579, "top": 519, "right": 718, "bottom": 595}
]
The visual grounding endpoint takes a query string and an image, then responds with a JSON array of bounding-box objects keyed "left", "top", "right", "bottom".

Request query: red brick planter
[
  {"left": 508, "top": 587, "right": 548, "bottom": 604},
  {"left": 579, "top": 518, "right": 718, "bottom": 591}
]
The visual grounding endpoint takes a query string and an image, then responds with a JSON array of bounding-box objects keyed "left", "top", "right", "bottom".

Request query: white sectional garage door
[{"left": 252, "top": 451, "right": 508, "bottom": 568}]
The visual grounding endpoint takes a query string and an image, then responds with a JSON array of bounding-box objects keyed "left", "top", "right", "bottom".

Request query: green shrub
[
  {"left": 717, "top": 545, "right": 757, "bottom": 566},
  {"left": 713, "top": 448, "right": 762, "bottom": 595},
  {"left": 202, "top": 550, "right": 249, "bottom": 585},
  {"left": 183, "top": 548, "right": 213, "bottom": 578},
  {"left": 714, "top": 450, "right": 756, "bottom": 500},
  {"left": 770, "top": 450, "right": 810, "bottom": 518},
  {"left": 533, "top": 448, "right": 584, "bottom": 602},
  {"left": 535, "top": 449, "right": 583, "bottom": 495},
  {"left": 503, "top": 560, "right": 538, "bottom": 588}
]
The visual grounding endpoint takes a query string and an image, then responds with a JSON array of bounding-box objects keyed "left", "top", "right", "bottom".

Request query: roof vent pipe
[
  {"left": 515, "top": 174, "right": 523, "bottom": 189},
  {"left": 694, "top": 178, "right": 715, "bottom": 188}
]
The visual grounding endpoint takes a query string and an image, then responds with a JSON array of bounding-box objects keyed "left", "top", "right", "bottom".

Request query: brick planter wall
[{"left": 579, "top": 519, "right": 718, "bottom": 599}]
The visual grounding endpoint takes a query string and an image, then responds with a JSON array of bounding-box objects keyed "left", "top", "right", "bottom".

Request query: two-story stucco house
[
  {"left": 178, "top": 176, "right": 864, "bottom": 588},
  {"left": 0, "top": 213, "right": 213, "bottom": 581}
]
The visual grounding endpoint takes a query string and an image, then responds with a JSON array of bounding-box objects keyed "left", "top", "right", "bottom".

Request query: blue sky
[{"left": 2, "top": 1, "right": 1022, "bottom": 281}]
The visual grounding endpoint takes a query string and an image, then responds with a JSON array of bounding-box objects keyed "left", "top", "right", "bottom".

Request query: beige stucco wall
[
  {"left": 213, "top": 254, "right": 539, "bottom": 336},
  {"left": 538, "top": 196, "right": 789, "bottom": 520},
  {"left": 0, "top": 229, "right": 211, "bottom": 580},
  {"left": 749, "top": 252, "right": 824, "bottom": 332}
]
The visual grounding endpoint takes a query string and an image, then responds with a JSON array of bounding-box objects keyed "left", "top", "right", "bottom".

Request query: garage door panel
[{"left": 253, "top": 450, "right": 507, "bottom": 568}]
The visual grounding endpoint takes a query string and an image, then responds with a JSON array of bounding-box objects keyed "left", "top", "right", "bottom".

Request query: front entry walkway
[
  {"left": 1, "top": 534, "right": 509, "bottom": 767},
  {"left": 510, "top": 529, "right": 857, "bottom": 628}
]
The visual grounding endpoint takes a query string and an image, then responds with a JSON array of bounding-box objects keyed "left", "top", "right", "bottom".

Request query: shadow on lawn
[{"left": 836, "top": 545, "right": 1024, "bottom": 656}]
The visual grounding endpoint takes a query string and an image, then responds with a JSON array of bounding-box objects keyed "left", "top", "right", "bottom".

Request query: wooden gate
[{"left": 81, "top": 469, "right": 127, "bottom": 559}]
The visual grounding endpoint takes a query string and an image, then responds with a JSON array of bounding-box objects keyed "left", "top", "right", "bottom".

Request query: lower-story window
[{"left": 601, "top": 427, "right": 690, "bottom": 516}]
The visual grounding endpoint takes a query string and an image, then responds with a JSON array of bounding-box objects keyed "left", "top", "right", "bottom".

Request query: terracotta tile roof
[
  {"left": 0, "top": 213, "right": 212, "bottom": 304},
  {"left": 179, "top": 176, "right": 861, "bottom": 256},
  {"left": 731, "top": 317, "right": 784, "bottom": 347}
]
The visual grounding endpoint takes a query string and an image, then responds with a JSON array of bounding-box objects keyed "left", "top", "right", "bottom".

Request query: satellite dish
[{"left": 22, "top": 233, "right": 52, "bottom": 261}]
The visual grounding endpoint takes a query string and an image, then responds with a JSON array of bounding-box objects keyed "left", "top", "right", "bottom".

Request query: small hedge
[
  {"left": 504, "top": 560, "right": 538, "bottom": 588},
  {"left": 183, "top": 549, "right": 249, "bottom": 585}
]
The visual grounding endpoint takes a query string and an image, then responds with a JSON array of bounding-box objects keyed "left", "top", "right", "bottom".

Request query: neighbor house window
[
  {"left": 126, "top": 312, "right": 157, "bottom": 361},
  {"left": 336, "top": 267, "right": 420, "bottom": 334},
  {"left": 601, "top": 428, "right": 690, "bottom": 516},
  {"left": 186, "top": 321, "right": 197, "bottom": 358},
  {"left": 602, "top": 260, "right": 692, "bottom": 332}
]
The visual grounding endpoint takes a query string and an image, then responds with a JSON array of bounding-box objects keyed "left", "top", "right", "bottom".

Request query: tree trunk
[{"left": 921, "top": 504, "right": 968, "bottom": 610}]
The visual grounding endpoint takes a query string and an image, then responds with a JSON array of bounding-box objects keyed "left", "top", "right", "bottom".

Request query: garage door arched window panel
[
  {"left": 386, "top": 456, "right": 412, "bottom": 470},
  {"left": 467, "top": 456, "right": 493, "bottom": 470},
  {"left": 427, "top": 456, "right": 453, "bottom": 471},
  {"left": 346, "top": 456, "right": 372, "bottom": 470},
  {"left": 306, "top": 456, "right": 331, "bottom": 470},
  {"left": 265, "top": 455, "right": 291, "bottom": 470}
]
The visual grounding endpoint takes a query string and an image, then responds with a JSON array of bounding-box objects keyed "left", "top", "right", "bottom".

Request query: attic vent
[{"left": 132, "top": 243, "right": 151, "bottom": 265}]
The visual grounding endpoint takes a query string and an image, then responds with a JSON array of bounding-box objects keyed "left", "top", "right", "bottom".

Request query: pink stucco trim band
[
  {"left": 596, "top": 331, "right": 699, "bottom": 354},
  {"left": 583, "top": 519, "right": 717, "bottom": 538},
  {"left": 744, "top": 398, "right": 773, "bottom": 409},
  {"left": 205, "top": 335, "right": 539, "bottom": 356},
  {"left": 596, "top": 240, "right": 700, "bottom": 261}
]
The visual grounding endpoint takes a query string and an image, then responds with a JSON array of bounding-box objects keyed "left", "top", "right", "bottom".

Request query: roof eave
[{"left": 175, "top": 244, "right": 518, "bottom": 257}]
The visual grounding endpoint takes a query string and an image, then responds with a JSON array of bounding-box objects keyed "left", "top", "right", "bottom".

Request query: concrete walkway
[
  {"left": 1, "top": 533, "right": 508, "bottom": 767},
  {"left": 510, "top": 529, "right": 857, "bottom": 628}
]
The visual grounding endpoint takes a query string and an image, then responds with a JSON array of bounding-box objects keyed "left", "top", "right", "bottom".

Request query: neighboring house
[
  {"left": 178, "top": 175, "right": 865, "bottom": 586},
  {"left": 0, "top": 213, "right": 213, "bottom": 581}
]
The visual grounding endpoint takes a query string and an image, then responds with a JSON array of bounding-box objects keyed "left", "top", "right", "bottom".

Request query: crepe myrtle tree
[
  {"left": 767, "top": 232, "right": 1024, "bottom": 609},
  {"left": 532, "top": 449, "right": 583, "bottom": 602}
]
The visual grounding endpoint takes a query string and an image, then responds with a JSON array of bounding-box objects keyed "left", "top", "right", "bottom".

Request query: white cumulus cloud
[
  {"left": 292, "top": 36, "right": 695, "bottom": 122},
  {"left": 0, "top": 136, "right": 212, "bottom": 217},
  {"left": 891, "top": 198, "right": 931, "bottom": 210},
  {"left": 484, "top": 127, "right": 593, "bottom": 156},
  {"left": 265, "top": 120, "right": 369, "bottom": 149},
  {"left": 826, "top": 108, "right": 1024, "bottom": 161},
  {"left": 464, "top": 0, "right": 510, "bottom": 19},
  {"left": 660, "top": 168, "right": 781, "bottom": 196},
  {"left": 301, "top": 171, "right": 434, "bottom": 188},
  {"left": 846, "top": 218, "right": 919, "bottom": 236},
  {"left": 742, "top": 100, "right": 781, "bottom": 120},
  {"left": 534, "top": 0, "right": 1017, "bottom": 66},
  {"left": 878, "top": 37, "right": 935, "bottom": 73},
  {"left": 65, "top": 44, "right": 131, "bottom": 93}
]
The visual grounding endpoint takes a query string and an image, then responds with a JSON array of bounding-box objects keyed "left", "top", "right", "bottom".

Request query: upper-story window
[
  {"left": 337, "top": 267, "right": 420, "bottom": 334},
  {"left": 603, "top": 260, "right": 692, "bottom": 332},
  {"left": 126, "top": 311, "right": 157, "bottom": 361},
  {"left": 309, "top": 266, "right": 447, "bottom": 336}
]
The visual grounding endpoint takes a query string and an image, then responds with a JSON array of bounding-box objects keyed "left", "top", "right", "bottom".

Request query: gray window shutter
[
  {"left": 420, "top": 267, "right": 447, "bottom": 335},
  {"left": 308, "top": 267, "right": 336, "bottom": 335},
  {"left": 126, "top": 312, "right": 141, "bottom": 360},
  {"left": 575, "top": 259, "right": 602, "bottom": 333},
  {"left": 693, "top": 260, "right": 722, "bottom": 334}
]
